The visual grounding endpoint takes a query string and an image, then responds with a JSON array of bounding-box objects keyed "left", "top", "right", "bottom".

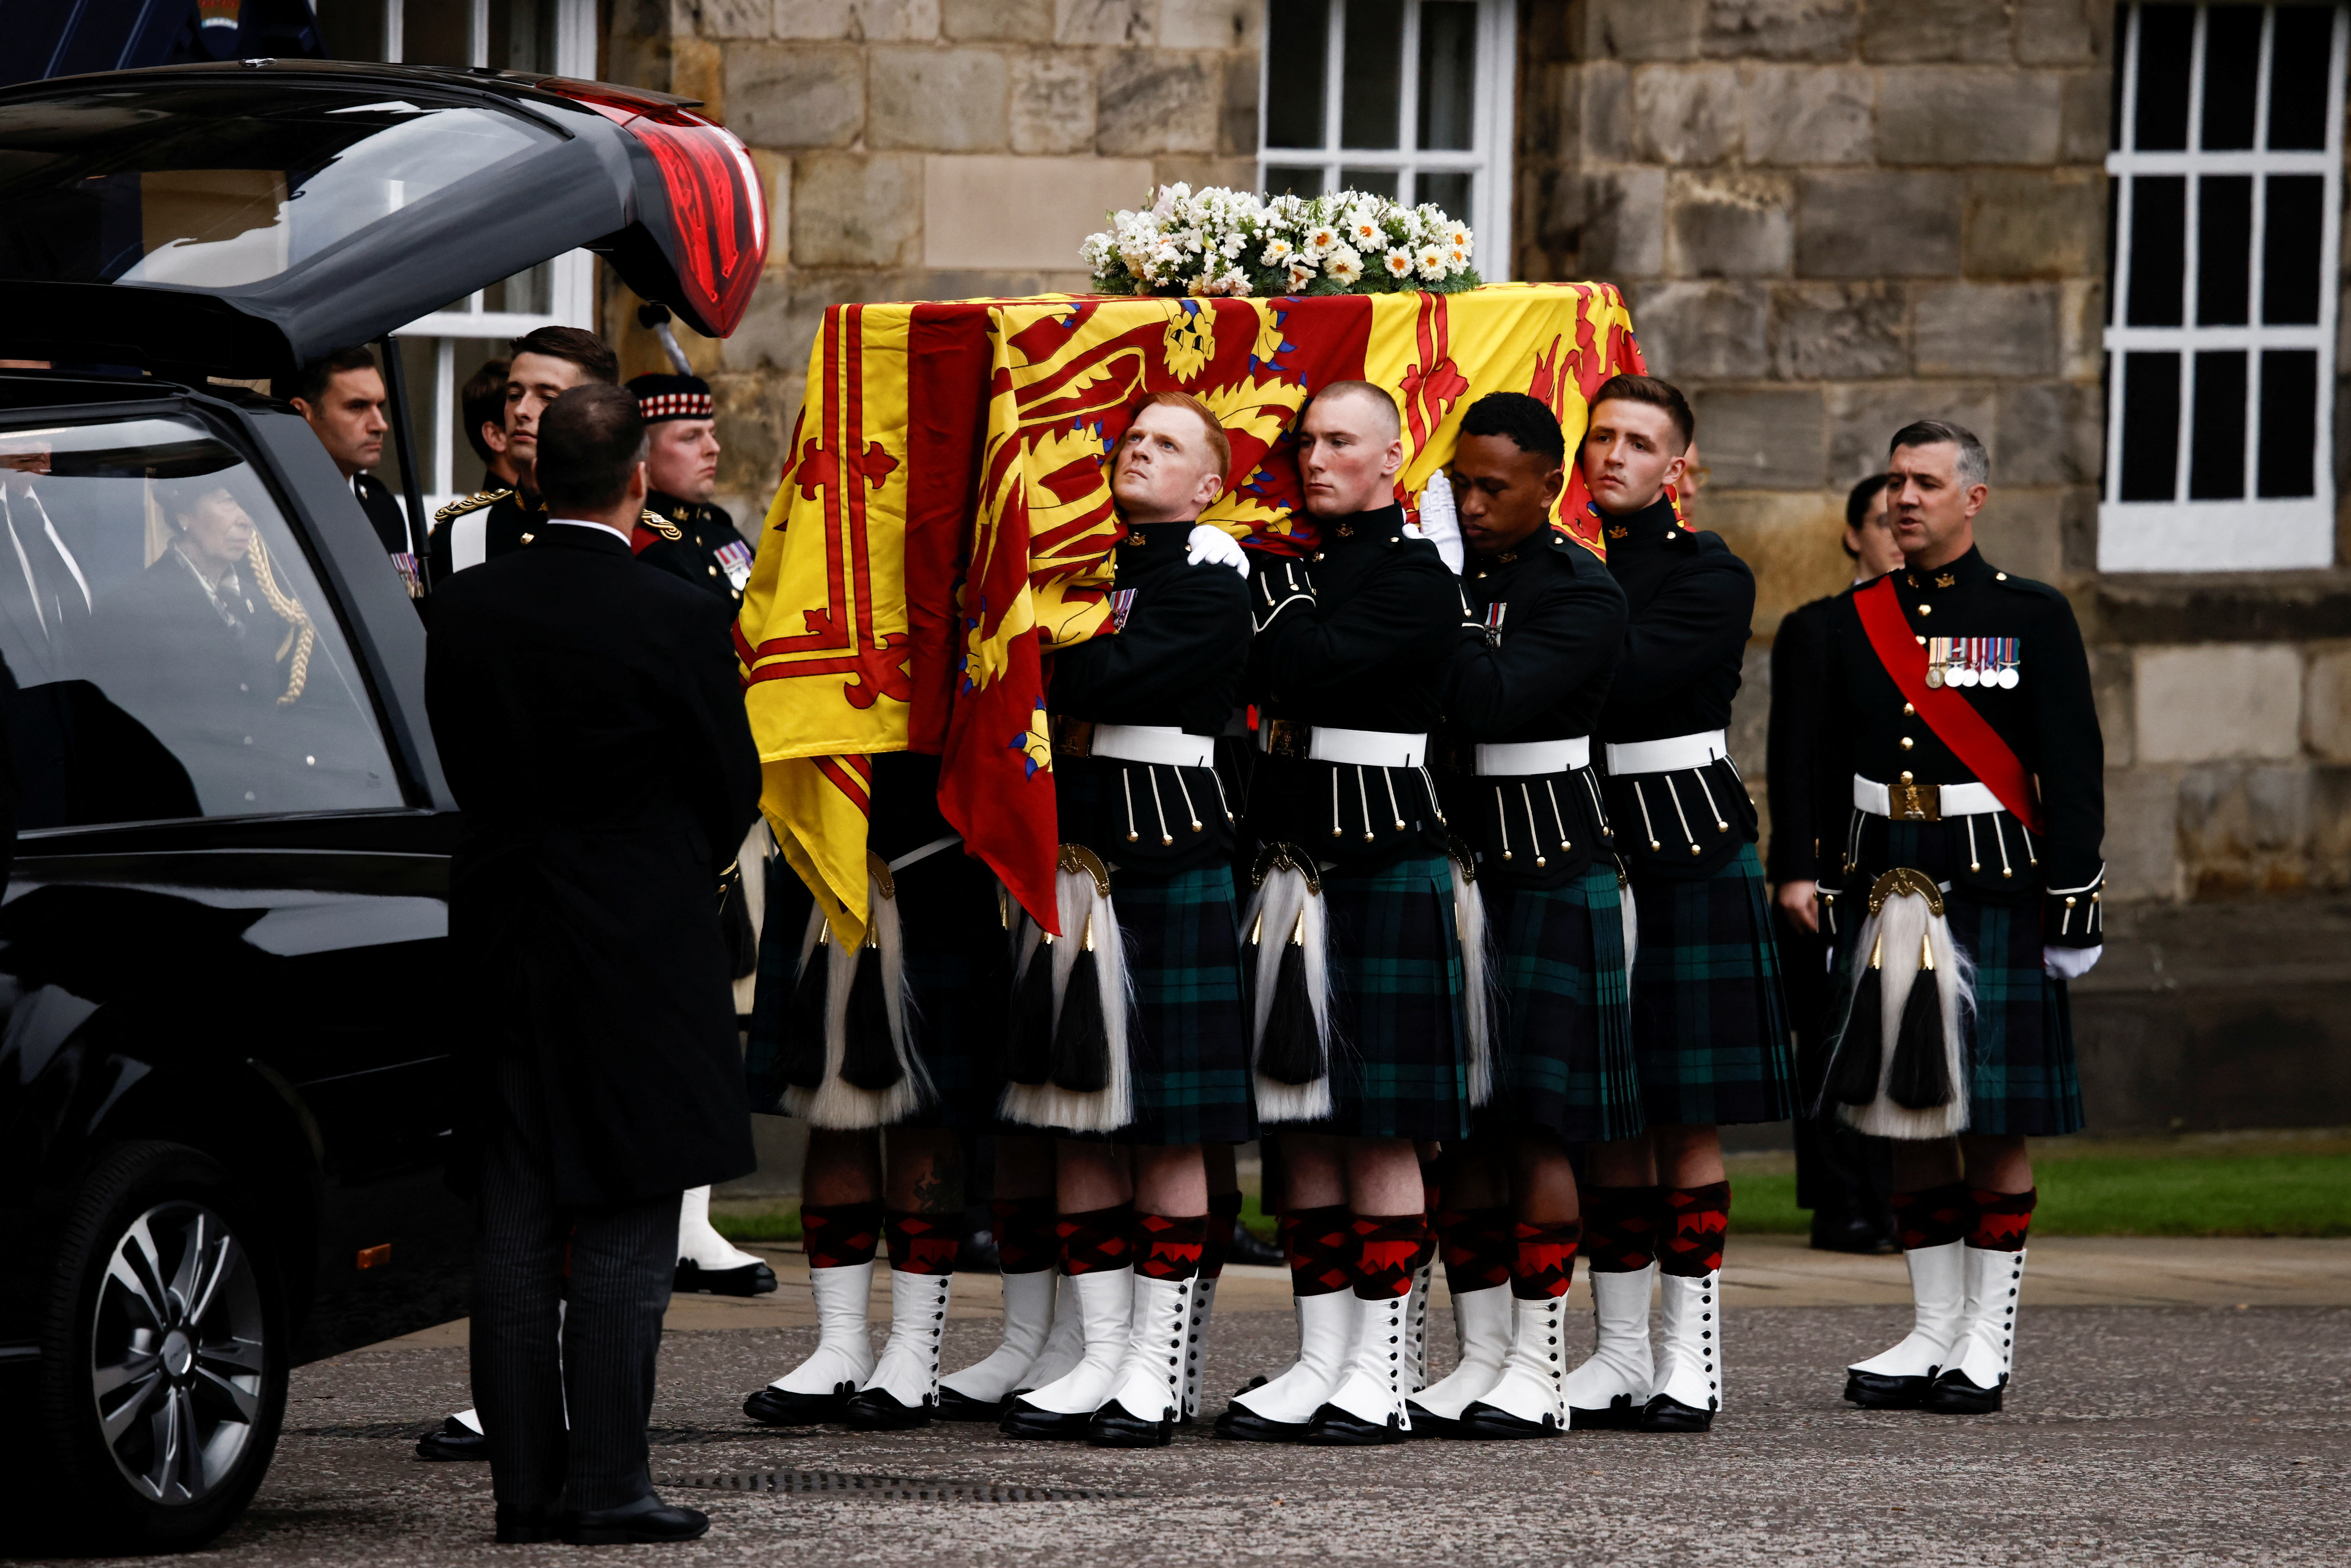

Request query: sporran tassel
[
  {"left": 1887, "top": 933, "right": 1956, "bottom": 1110},
  {"left": 781, "top": 916, "right": 831, "bottom": 1090},
  {"left": 1827, "top": 932, "right": 1885, "bottom": 1107},
  {"left": 1256, "top": 913, "right": 1323, "bottom": 1086},
  {"left": 840, "top": 937, "right": 904, "bottom": 1091},
  {"left": 1048, "top": 916, "right": 1111, "bottom": 1093},
  {"left": 1005, "top": 932, "right": 1056, "bottom": 1086}
]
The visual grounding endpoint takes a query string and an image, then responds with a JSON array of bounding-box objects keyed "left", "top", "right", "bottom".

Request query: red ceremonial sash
[{"left": 1853, "top": 577, "right": 2045, "bottom": 833}]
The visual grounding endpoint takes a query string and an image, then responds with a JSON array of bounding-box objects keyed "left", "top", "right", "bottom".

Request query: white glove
[
  {"left": 2043, "top": 944, "right": 2102, "bottom": 981},
  {"left": 1408, "top": 475, "right": 1465, "bottom": 575},
  {"left": 1185, "top": 522, "right": 1249, "bottom": 578}
]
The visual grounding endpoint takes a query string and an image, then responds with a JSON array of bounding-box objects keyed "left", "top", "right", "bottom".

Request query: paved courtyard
[{"left": 42, "top": 1238, "right": 2351, "bottom": 1566}]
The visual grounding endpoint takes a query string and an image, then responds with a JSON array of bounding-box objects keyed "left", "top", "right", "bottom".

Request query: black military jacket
[
  {"left": 1765, "top": 591, "right": 1842, "bottom": 884},
  {"left": 1243, "top": 501, "right": 1459, "bottom": 867},
  {"left": 427, "top": 480, "right": 547, "bottom": 589},
  {"left": 1049, "top": 519, "right": 1252, "bottom": 873},
  {"left": 1595, "top": 493, "right": 1759, "bottom": 879},
  {"left": 632, "top": 488, "right": 752, "bottom": 609},
  {"left": 352, "top": 472, "right": 424, "bottom": 602},
  {"left": 1812, "top": 545, "right": 2106, "bottom": 946},
  {"left": 1440, "top": 527, "right": 1627, "bottom": 887}
]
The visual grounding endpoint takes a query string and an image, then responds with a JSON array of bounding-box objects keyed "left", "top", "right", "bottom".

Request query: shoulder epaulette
[
  {"left": 639, "top": 509, "right": 683, "bottom": 541},
  {"left": 1990, "top": 566, "right": 2061, "bottom": 598},
  {"left": 433, "top": 488, "right": 511, "bottom": 524}
]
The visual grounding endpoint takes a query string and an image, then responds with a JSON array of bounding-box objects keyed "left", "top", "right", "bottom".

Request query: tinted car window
[
  {"left": 0, "top": 413, "right": 398, "bottom": 827},
  {"left": 0, "top": 88, "right": 556, "bottom": 290}
]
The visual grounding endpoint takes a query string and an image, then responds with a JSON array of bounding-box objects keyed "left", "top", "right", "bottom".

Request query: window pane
[
  {"left": 483, "top": 262, "right": 553, "bottom": 316},
  {"left": 2200, "top": 5, "right": 2265, "bottom": 150},
  {"left": 312, "top": 0, "right": 386, "bottom": 60},
  {"left": 492, "top": 0, "right": 562, "bottom": 73},
  {"left": 401, "top": 0, "right": 471, "bottom": 67},
  {"left": 1340, "top": 0, "right": 1405, "bottom": 150},
  {"left": 2132, "top": 4, "right": 2195, "bottom": 151},
  {"left": 2196, "top": 175, "right": 2252, "bottom": 324},
  {"left": 2124, "top": 175, "right": 2186, "bottom": 326},
  {"left": 1416, "top": 170, "right": 1472, "bottom": 221},
  {"left": 2261, "top": 174, "right": 2324, "bottom": 324},
  {"left": 1266, "top": 0, "right": 1331, "bottom": 150},
  {"left": 2118, "top": 351, "right": 2182, "bottom": 501},
  {"left": 2188, "top": 349, "right": 2248, "bottom": 499},
  {"left": 1417, "top": 1, "right": 1478, "bottom": 151},
  {"left": 1264, "top": 165, "right": 1327, "bottom": 198},
  {"left": 1338, "top": 167, "right": 1400, "bottom": 199},
  {"left": 0, "top": 415, "right": 400, "bottom": 827},
  {"left": 2267, "top": 5, "right": 2336, "bottom": 150},
  {"left": 2256, "top": 348, "right": 2319, "bottom": 497}
]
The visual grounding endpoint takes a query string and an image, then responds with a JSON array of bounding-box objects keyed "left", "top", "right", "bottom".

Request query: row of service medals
[{"left": 1925, "top": 636, "right": 2020, "bottom": 690}]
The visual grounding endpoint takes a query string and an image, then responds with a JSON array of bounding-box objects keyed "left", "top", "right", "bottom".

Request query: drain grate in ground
[
  {"left": 658, "top": 1469, "right": 1128, "bottom": 1503},
  {"left": 295, "top": 1423, "right": 439, "bottom": 1440},
  {"left": 294, "top": 1424, "right": 806, "bottom": 1446}
]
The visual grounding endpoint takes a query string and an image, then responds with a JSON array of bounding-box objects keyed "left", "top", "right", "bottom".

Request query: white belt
[
  {"left": 1090, "top": 723, "right": 1217, "bottom": 769},
  {"left": 1262, "top": 723, "right": 1428, "bottom": 769},
  {"left": 1474, "top": 737, "right": 1590, "bottom": 776},
  {"left": 1605, "top": 729, "right": 1727, "bottom": 776},
  {"left": 1853, "top": 774, "right": 2002, "bottom": 818}
]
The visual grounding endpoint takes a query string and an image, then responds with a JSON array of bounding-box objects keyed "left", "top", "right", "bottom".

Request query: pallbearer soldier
[
  {"left": 1217, "top": 381, "right": 1465, "bottom": 1446},
  {"left": 1413, "top": 392, "right": 1635, "bottom": 1439},
  {"left": 1581, "top": 374, "right": 1794, "bottom": 1433},
  {"left": 430, "top": 327, "right": 617, "bottom": 585},
  {"left": 1817, "top": 421, "right": 2101, "bottom": 1415},
  {"left": 991, "top": 392, "right": 1255, "bottom": 1448},
  {"left": 624, "top": 373, "right": 755, "bottom": 608}
]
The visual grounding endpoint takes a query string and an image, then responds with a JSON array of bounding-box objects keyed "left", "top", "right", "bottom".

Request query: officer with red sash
[{"left": 1812, "top": 420, "right": 2104, "bottom": 1415}]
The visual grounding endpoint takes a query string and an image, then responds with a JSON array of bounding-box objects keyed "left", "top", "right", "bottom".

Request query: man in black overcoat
[{"left": 426, "top": 383, "right": 762, "bottom": 1545}]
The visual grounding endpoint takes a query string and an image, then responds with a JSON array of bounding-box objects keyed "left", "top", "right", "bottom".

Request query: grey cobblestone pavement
[{"left": 41, "top": 1300, "right": 2350, "bottom": 1567}]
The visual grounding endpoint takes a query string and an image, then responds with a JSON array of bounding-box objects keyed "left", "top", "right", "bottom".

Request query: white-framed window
[
  {"left": 312, "top": 0, "right": 598, "bottom": 510},
  {"left": 1257, "top": 0, "right": 1516, "bottom": 279},
  {"left": 2100, "top": 2, "right": 2347, "bottom": 572}
]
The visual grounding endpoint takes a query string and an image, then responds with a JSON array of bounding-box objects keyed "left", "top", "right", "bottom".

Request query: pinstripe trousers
[{"left": 471, "top": 1057, "right": 678, "bottom": 1515}]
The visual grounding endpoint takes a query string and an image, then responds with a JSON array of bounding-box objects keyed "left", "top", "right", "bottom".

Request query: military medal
[
  {"left": 1925, "top": 636, "right": 1947, "bottom": 688},
  {"left": 1483, "top": 601, "right": 1505, "bottom": 648},
  {"left": 1109, "top": 587, "right": 1138, "bottom": 630},
  {"left": 716, "top": 537, "right": 754, "bottom": 591},
  {"left": 1995, "top": 636, "right": 2020, "bottom": 688}
]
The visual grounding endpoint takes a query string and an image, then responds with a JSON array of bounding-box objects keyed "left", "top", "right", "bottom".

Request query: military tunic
[
  {"left": 351, "top": 471, "right": 425, "bottom": 601},
  {"left": 428, "top": 482, "right": 548, "bottom": 589},
  {"left": 630, "top": 489, "right": 754, "bottom": 609}
]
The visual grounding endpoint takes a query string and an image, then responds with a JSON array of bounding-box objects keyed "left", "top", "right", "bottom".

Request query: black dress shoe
[
  {"left": 1227, "top": 1221, "right": 1285, "bottom": 1268},
  {"left": 1087, "top": 1398, "right": 1173, "bottom": 1449},
  {"left": 1301, "top": 1403, "right": 1404, "bottom": 1445},
  {"left": 1921, "top": 1368, "right": 2003, "bottom": 1415},
  {"left": 1211, "top": 1402, "right": 1300, "bottom": 1442},
  {"left": 562, "top": 1500, "right": 710, "bottom": 1545},
  {"left": 744, "top": 1382, "right": 856, "bottom": 1426},
  {"left": 1810, "top": 1216, "right": 1901, "bottom": 1256},
  {"left": 675, "top": 1258, "right": 779, "bottom": 1297},
  {"left": 1843, "top": 1367, "right": 1935, "bottom": 1409},
  {"left": 418, "top": 1415, "right": 489, "bottom": 1462},
  {"left": 999, "top": 1397, "right": 1092, "bottom": 1440},
  {"left": 495, "top": 1508, "right": 557, "bottom": 1544},
  {"left": 933, "top": 1385, "right": 1008, "bottom": 1422},
  {"left": 843, "top": 1385, "right": 934, "bottom": 1430},
  {"left": 1452, "top": 1401, "right": 1557, "bottom": 1441},
  {"left": 1636, "top": 1392, "right": 1715, "bottom": 1432},
  {"left": 1568, "top": 1392, "right": 1642, "bottom": 1430}
]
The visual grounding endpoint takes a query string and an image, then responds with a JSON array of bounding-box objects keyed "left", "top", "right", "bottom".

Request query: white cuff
[
  {"left": 1185, "top": 522, "right": 1249, "bottom": 577},
  {"left": 2043, "top": 944, "right": 2102, "bottom": 981}
]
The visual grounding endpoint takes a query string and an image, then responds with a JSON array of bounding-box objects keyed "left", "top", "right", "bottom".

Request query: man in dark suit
[
  {"left": 426, "top": 383, "right": 762, "bottom": 1545},
  {"left": 1768, "top": 473, "right": 1905, "bottom": 1254},
  {"left": 286, "top": 345, "right": 424, "bottom": 601}
]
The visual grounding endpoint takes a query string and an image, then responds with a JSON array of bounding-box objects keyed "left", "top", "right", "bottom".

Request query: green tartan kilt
[
  {"left": 1285, "top": 851, "right": 1472, "bottom": 1142},
  {"left": 1477, "top": 865, "right": 1645, "bottom": 1144},
  {"left": 1101, "top": 864, "right": 1257, "bottom": 1147},
  {"left": 1628, "top": 843, "right": 1797, "bottom": 1127}
]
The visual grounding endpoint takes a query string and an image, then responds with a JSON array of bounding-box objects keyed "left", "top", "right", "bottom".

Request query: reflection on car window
[
  {"left": 0, "top": 415, "right": 398, "bottom": 828},
  {"left": 0, "top": 87, "right": 555, "bottom": 290}
]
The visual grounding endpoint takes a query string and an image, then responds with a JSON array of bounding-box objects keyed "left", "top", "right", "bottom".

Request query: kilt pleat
[
  {"left": 1628, "top": 843, "right": 1797, "bottom": 1127},
  {"left": 1480, "top": 865, "right": 1645, "bottom": 1144},
  {"left": 1301, "top": 852, "right": 1472, "bottom": 1142},
  {"left": 1105, "top": 864, "right": 1256, "bottom": 1146}
]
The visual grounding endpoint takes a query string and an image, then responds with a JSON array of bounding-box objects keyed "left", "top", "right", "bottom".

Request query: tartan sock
[
  {"left": 1657, "top": 1182, "right": 1731, "bottom": 1277},
  {"left": 884, "top": 1211, "right": 958, "bottom": 1276},
  {"left": 1201, "top": 1190, "right": 1243, "bottom": 1280},
  {"left": 1511, "top": 1219, "right": 1583, "bottom": 1300},
  {"left": 1284, "top": 1204, "right": 1357, "bottom": 1298},
  {"left": 1582, "top": 1186, "right": 1660, "bottom": 1273},
  {"left": 1966, "top": 1188, "right": 2036, "bottom": 1252},
  {"left": 1134, "top": 1212, "right": 1208, "bottom": 1281},
  {"left": 801, "top": 1201, "right": 882, "bottom": 1270},
  {"left": 1891, "top": 1182, "right": 1974, "bottom": 1251},
  {"left": 1436, "top": 1206, "right": 1516, "bottom": 1295},
  {"left": 1350, "top": 1212, "right": 1436, "bottom": 1301},
  {"left": 1056, "top": 1204, "right": 1133, "bottom": 1275},
  {"left": 990, "top": 1195, "right": 1059, "bottom": 1275}
]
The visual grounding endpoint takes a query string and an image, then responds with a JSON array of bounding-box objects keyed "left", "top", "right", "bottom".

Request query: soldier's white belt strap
[
  {"left": 1854, "top": 775, "right": 2002, "bottom": 819},
  {"left": 1604, "top": 729, "right": 1727, "bottom": 776},
  {"left": 1089, "top": 724, "right": 1217, "bottom": 769},
  {"left": 1260, "top": 721, "right": 1427, "bottom": 769},
  {"left": 1474, "top": 737, "right": 1591, "bottom": 776}
]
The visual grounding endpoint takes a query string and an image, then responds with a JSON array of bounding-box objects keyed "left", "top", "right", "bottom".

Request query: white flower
[
  {"left": 1302, "top": 224, "right": 1341, "bottom": 258},
  {"left": 1344, "top": 206, "right": 1384, "bottom": 249},
  {"left": 1222, "top": 232, "right": 1246, "bottom": 259},
  {"left": 1286, "top": 259, "right": 1314, "bottom": 292},
  {"left": 1448, "top": 224, "right": 1473, "bottom": 259},
  {"left": 1221, "top": 266, "right": 1251, "bottom": 297},
  {"left": 1382, "top": 246, "right": 1415, "bottom": 279},
  {"left": 1415, "top": 243, "right": 1447, "bottom": 281},
  {"left": 1261, "top": 236, "right": 1294, "bottom": 266},
  {"left": 1324, "top": 245, "right": 1364, "bottom": 284}
]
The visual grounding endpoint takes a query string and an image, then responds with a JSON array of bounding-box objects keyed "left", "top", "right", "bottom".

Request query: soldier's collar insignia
[
  {"left": 1935, "top": 572, "right": 1956, "bottom": 587},
  {"left": 1497, "top": 548, "right": 1518, "bottom": 564},
  {"left": 1905, "top": 571, "right": 1919, "bottom": 586},
  {"left": 1607, "top": 525, "right": 1628, "bottom": 539},
  {"left": 1335, "top": 522, "right": 1355, "bottom": 537}
]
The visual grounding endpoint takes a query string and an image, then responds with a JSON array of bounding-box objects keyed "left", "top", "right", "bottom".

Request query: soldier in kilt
[
  {"left": 1411, "top": 392, "right": 1637, "bottom": 1441},
  {"left": 739, "top": 750, "right": 1003, "bottom": 1431},
  {"left": 990, "top": 393, "right": 1257, "bottom": 1450},
  {"left": 1217, "top": 382, "right": 1465, "bottom": 1447},
  {"left": 1813, "top": 422, "right": 2101, "bottom": 1416},
  {"left": 1583, "top": 374, "right": 1794, "bottom": 1433}
]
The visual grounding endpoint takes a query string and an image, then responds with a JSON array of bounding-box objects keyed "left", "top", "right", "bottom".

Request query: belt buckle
[
  {"left": 1894, "top": 777, "right": 1941, "bottom": 822},
  {"left": 1264, "top": 718, "right": 1310, "bottom": 760},
  {"left": 1052, "top": 716, "right": 1094, "bottom": 758}
]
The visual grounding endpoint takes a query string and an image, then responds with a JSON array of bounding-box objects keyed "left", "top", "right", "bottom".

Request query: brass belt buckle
[
  {"left": 1893, "top": 774, "right": 1941, "bottom": 822},
  {"left": 1052, "top": 715, "right": 1094, "bottom": 758},
  {"left": 1263, "top": 718, "right": 1310, "bottom": 760}
]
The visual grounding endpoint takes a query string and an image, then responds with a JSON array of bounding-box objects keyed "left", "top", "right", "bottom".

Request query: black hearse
[{"left": 0, "top": 59, "right": 763, "bottom": 1553}]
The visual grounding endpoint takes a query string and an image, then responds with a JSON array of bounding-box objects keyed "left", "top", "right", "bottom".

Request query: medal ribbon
[{"left": 1854, "top": 577, "right": 2045, "bottom": 831}]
